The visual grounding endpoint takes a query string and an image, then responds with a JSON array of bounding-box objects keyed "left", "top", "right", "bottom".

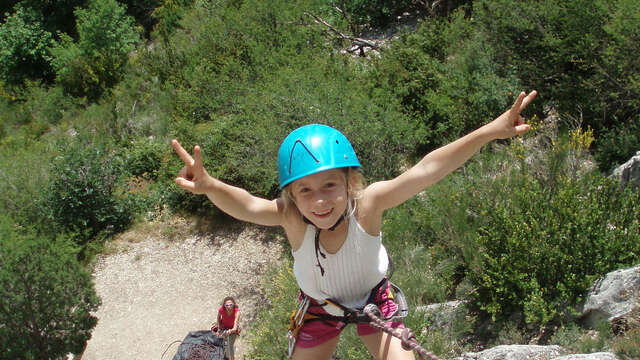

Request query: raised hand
[
  {"left": 172, "top": 139, "right": 211, "bottom": 195},
  {"left": 489, "top": 90, "right": 537, "bottom": 140}
]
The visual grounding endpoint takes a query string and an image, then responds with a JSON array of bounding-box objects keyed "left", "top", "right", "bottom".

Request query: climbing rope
[
  {"left": 363, "top": 304, "right": 442, "bottom": 360},
  {"left": 161, "top": 339, "right": 225, "bottom": 360}
]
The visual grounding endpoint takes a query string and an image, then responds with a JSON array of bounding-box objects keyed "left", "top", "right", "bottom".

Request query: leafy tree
[
  {"left": 0, "top": 216, "right": 100, "bottom": 359},
  {"left": 47, "top": 139, "right": 132, "bottom": 247},
  {"left": 475, "top": 0, "right": 640, "bottom": 171},
  {"left": 51, "top": 0, "right": 141, "bottom": 99},
  {"left": 120, "top": 0, "right": 163, "bottom": 38},
  {"left": 335, "top": 0, "right": 471, "bottom": 30},
  {"left": 0, "top": 1, "right": 17, "bottom": 19},
  {"left": 0, "top": 6, "right": 54, "bottom": 84},
  {"left": 18, "top": 0, "right": 87, "bottom": 36}
]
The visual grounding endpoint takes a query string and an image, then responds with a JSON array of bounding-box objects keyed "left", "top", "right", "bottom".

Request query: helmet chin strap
[{"left": 302, "top": 212, "right": 347, "bottom": 277}]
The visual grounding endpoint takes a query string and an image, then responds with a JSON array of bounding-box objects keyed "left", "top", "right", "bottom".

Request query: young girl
[
  {"left": 172, "top": 90, "right": 537, "bottom": 359},
  {"left": 216, "top": 296, "right": 240, "bottom": 360}
]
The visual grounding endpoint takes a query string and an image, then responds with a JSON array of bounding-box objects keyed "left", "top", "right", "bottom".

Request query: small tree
[
  {"left": 47, "top": 140, "right": 132, "bottom": 248},
  {"left": 0, "top": 6, "right": 54, "bottom": 84},
  {"left": 51, "top": 0, "right": 141, "bottom": 99},
  {"left": 0, "top": 216, "right": 100, "bottom": 359}
]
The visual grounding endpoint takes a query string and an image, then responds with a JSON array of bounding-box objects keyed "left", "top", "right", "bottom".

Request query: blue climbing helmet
[{"left": 278, "top": 124, "right": 361, "bottom": 189}]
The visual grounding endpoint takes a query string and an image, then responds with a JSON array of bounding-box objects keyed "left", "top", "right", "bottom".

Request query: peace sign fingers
[
  {"left": 172, "top": 139, "right": 195, "bottom": 166},
  {"left": 513, "top": 90, "right": 537, "bottom": 114},
  {"left": 172, "top": 139, "right": 209, "bottom": 194}
]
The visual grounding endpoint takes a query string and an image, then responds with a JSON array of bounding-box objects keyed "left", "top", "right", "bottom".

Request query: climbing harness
[
  {"left": 286, "top": 277, "right": 409, "bottom": 357},
  {"left": 287, "top": 293, "right": 312, "bottom": 356},
  {"left": 285, "top": 241, "right": 440, "bottom": 359}
]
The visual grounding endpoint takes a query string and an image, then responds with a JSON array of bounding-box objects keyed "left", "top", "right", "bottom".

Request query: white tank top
[{"left": 292, "top": 214, "right": 389, "bottom": 311}]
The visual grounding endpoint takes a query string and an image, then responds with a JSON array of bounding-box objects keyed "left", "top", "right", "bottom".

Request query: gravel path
[{"left": 81, "top": 218, "right": 284, "bottom": 360}]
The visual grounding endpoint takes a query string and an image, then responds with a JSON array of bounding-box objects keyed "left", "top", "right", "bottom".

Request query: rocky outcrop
[
  {"left": 452, "top": 345, "right": 619, "bottom": 360},
  {"left": 581, "top": 265, "right": 640, "bottom": 328},
  {"left": 610, "top": 151, "right": 640, "bottom": 189},
  {"left": 552, "top": 353, "right": 618, "bottom": 360},
  {"left": 416, "top": 300, "right": 465, "bottom": 333},
  {"left": 453, "top": 345, "right": 564, "bottom": 360},
  {"left": 429, "top": 266, "right": 640, "bottom": 360}
]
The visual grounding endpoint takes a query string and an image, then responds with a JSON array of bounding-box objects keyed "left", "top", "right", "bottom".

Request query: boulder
[
  {"left": 416, "top": 300, "right": 465, "bottom": 333},
  {"left": 581, "top": 265, "right": 640, "bottom": 328},
  {"left": 552, "top": 353, "right": 618, "bottom": 360},
  {"left": 610, "top": 151, "right": 640, "bottom": 189},
  {"left": 453, "top": 344, "right": 564, "bottom": 360}
]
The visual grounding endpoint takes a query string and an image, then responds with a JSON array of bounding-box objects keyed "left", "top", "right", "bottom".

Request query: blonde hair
[{"left": 281, "top": 167, "right": 365, "bottom": 218}]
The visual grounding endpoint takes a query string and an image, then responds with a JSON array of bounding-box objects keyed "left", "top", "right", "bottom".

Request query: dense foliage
[
  {"left": 47, "top": 139, "right": 133, "bottom": 248},
  {"left": 0, "top": 217, "right": 100, "bottom": 360},
  {"left": 0, "top": 0, "right": 639, "bottom": 357}
]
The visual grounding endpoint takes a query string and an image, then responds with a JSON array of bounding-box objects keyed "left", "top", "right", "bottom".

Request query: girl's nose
[{"left": 314, "top": 191, "right": 330, "bottom": 204}]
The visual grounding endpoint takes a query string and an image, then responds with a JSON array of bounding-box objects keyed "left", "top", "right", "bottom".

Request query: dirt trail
[{"left": 81, "top": 218, "right": 283, "bottom": 360}]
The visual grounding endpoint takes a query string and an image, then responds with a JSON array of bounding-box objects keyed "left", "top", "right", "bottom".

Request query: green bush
[
  {"left": 368, "top": 10, "right": 520, "bottom": 154},
  {"left": 0, "top": 6, "right": 54, "bottom": 84},
  {"left": 125, "top": 137, "right": 165, "bottom": 180},
  {"left": 334, "top": 0, "right": 471, "bottom": 30},
  {"left": 613, "top": 328, "right": 640, "bottom": 360},
  {"left": 0, "top": 142, "right": 55, "bottom": 229},
  {"left": 380, "top": 131, "right": 640, "bottom": 330},
  {"left": 337, "top": 0, "right": 422, "bottom": 29},
  {"left": 51, "top": 0, "right": 141, "bottom": 99},
  {"left": 13, "top": 0, "right": 87, "bottom": 38},
  {"left": 244, "top": 261, "right": 298, "bottom": 359},
  {"left": 594, "top": 119, "right": 640, "bottom": 173},
  {"left": 0, "top": 216, "right": 100, "bottom": 360},
  {"left": 467, "top": 147, "right": 640, "bottom": 327},
  {"left": 47, "top": 139, "right": 132, "bottom": 246},
  {"left": 121, "top": 0, "right": 164, "bottom": 38},
  {"left": 475, "top": 0, "right": 640, "bottom": 162},
  {"left": 155, "top": 0, "right": 427, "bottom": 215}
]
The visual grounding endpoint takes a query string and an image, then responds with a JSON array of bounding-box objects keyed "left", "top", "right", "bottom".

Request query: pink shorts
[{"left": 295, "top": 280, "right": 405, "bottom": 349}]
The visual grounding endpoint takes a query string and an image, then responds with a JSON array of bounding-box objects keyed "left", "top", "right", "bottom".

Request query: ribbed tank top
[{"left": 292, "top": 214, "right": 389, "bottom": 312}]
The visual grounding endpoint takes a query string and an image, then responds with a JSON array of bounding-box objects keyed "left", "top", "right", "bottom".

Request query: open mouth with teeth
[{"left": 312, "top": 208, "right": 333, "bottom": 218}]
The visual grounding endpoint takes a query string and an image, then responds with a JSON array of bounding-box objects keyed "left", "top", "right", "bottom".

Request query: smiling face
[
  {"left": 224, "top": 299, "right": 235, "bottom": 313},
  {"left": 289, "top": 169, "right": 349, "bottom": 229}
]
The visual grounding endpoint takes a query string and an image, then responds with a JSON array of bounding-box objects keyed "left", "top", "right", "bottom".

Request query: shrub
[
  {"left": 335, "top": 0, "right": 471, "bottom": 30},
  {"left": 0, "top": 6, "right": 54, "bottom": 84},
  {"left": 612, "top": 328, "right": 640, "bottom": 360},
  {"left": 380, "top": 124, "right": 640, "bottom": 330},
  {"left": 337, "top": 0, "right": 422, "bottom": 29},
  {"left": 125, "top": 137, "right": 165, "bottom": 180},
  {"left": 594, "top": 120, "right": 640, "bottom": 173},
  {"left": 0, "top": 143, "right": 54, "bottom": 229},
  {"left": 0, "top": 216, "right": 100, "bottom": 360},
  {"left": 475, "top": 0, "right": 640, "bottom": 163},
  {"left": 368, "top": 10, "right": 520, "bottom": 154},
  {"left": 467, "top": 141, "right": 640, "bottom": 327},
  {"left": 244, "top": 261, "right": 298, "bottom": 359},
  {"left": 158, "top": 0, "right": 426, "bottom": 213},
  {"left": 46, "top": 139, "right": 132, "bottom": 247},
  {"left": 15, "top": 0, "right": 87, "bottom": 37},
  {"left": 51, "top": 0, "right": 141, "bottom": 99}
]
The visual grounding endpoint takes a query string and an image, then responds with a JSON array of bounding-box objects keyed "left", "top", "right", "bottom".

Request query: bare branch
[
  {"left": 303, "top": 11, "right": 379, "bottom": 50},
  {"left": 332, "top": 1, "right": 356, "bottom": 33}
]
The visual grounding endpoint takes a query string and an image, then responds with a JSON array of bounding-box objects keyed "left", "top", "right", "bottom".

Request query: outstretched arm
[
  {"left": 172, "top": 140, "right": 282, "bottom": 226},
  {"left": 365, "top": 90, "right": 537, "bottom": 212}
]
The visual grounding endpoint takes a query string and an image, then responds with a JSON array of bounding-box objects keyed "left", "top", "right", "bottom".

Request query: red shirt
[{"left": 218, "top": 306, "right": 238, "bottom": 329}]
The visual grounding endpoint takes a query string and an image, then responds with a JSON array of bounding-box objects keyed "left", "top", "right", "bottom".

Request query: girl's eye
[
  {"left": 298, "top": 187, "right": 310, "bottom": 194},
  {"left": 325, "top": 182, "right": 336, "bottom": 189}
]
